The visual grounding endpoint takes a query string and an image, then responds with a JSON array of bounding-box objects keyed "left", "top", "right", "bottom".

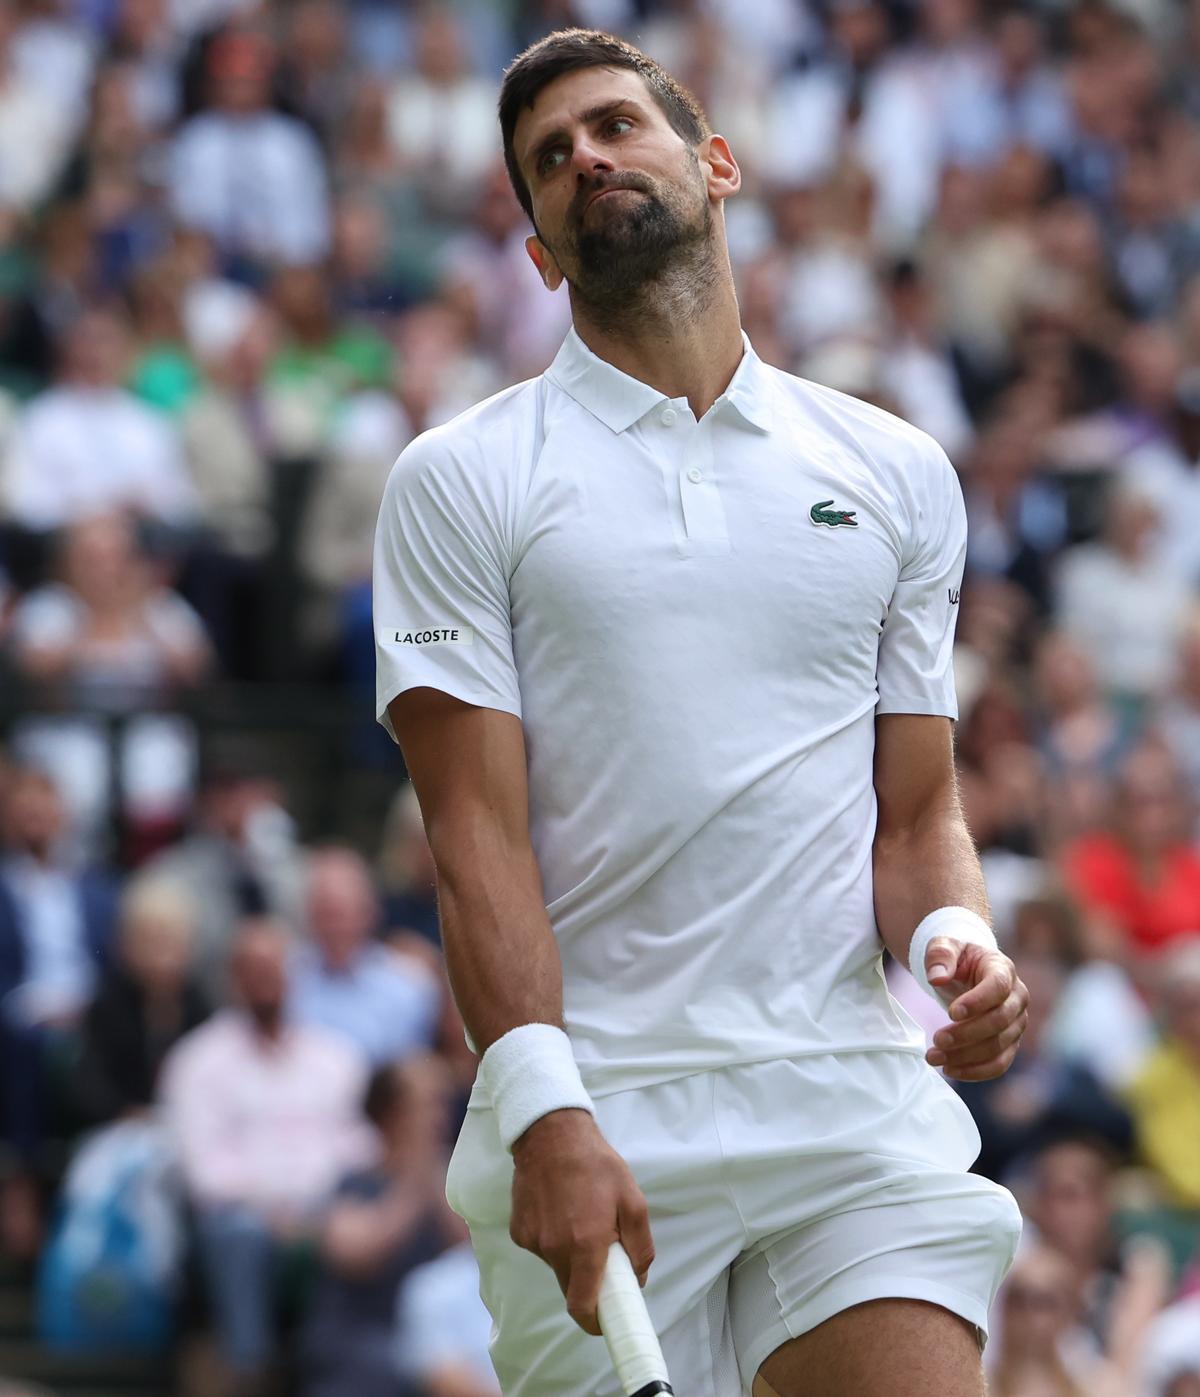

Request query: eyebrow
[{"left": 525, "top": 98, "right": 645, "bottom": 175}]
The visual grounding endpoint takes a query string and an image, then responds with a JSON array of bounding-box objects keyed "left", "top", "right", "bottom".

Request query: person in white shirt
[
  {"left": 1, "top": 309, "right": 197, "bottom": 533},
  {"left": 169, "top": 28, "right": 330, "bottom": 268},
  {"left": 374, "top": 30, "right": 1027, "bottom": 1397},
  {"left": 397, "top": 1236, "right": 501, "bottom": 1397}
]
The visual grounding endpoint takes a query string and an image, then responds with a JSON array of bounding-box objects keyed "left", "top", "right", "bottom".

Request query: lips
[{"left": 583, "top": 185, "right": 641, "bottom": 213}]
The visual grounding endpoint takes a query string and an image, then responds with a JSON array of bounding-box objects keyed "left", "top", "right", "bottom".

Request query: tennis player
[{"left": 374, "top": 29, "right": 1027, "bottom": 1397}]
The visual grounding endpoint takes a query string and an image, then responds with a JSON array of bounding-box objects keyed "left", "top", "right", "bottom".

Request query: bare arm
[
  {"left": 386, "top": 687, "right": 654, "bottom": 1333},
  {"left": 321, "top": 1175, "right": 440, "bottom": 1279},
  {"left": 386, "top": 686, "right": 562, "bottom": 1051},
  {"left": 873, "top": 713, "right": 1028, "bottom": 1081},
  {"left": 873, "top": 713, "right": 989, "bottom": 958}
]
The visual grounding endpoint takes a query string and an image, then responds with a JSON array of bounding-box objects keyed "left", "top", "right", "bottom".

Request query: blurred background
[{"left": 2, "top": 0, "right": 1200, "bottom": 1394}]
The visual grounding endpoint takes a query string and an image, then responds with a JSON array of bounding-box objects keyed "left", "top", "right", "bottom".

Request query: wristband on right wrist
[{"left": 479, "top": 1022, "right": 595, "bottom": 1153}]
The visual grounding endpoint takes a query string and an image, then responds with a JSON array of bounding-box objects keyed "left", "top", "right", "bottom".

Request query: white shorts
[{"left": 446, "top": 1051, "right": 1022, "bottom": 1396}]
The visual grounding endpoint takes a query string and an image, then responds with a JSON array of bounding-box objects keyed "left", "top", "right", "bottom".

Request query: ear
[
  {"left": 525, "top": 235, "right": 564, "bottom": 291},
  {"left": 699, "top": 134, "right": 741, "bottom": 204}
]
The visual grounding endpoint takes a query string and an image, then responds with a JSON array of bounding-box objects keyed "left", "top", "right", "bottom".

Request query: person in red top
[{"left": 1061, "top": 742, "right": 1200, "bottom": 957}]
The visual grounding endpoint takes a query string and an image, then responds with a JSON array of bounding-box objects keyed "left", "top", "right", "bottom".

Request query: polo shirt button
[
  {"left": 660, "top": 407, "right": 677, "bottom": 426},
  {"left": 687, "top": 467, "right": 703, "bottom": 483}
]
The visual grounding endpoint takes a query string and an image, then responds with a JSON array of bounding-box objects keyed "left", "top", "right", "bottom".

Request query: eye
[
  {"left": 538, "top": 148, "right": 567, "bottom": 176},
  {"left": 607, "top": 116, "right": 633, "bottom": 137}
]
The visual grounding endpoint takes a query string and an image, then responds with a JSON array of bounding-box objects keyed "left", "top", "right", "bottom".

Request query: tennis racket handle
[{"left": 598, "top": 1242, "right": 674, "bottom": 1397}]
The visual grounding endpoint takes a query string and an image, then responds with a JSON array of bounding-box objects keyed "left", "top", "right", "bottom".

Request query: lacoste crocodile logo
[{"left": 810, "top": 500, "right": 858, "bottom": 528}]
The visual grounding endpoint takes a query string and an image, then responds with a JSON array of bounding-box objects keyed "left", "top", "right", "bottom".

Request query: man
[
  {"left": 373, "top": 30, "right": 1027, "bottom": 1397},
  {"left": 169, "top": 27, "right": 330, "bottom": 268},
  {"left": 291, "top": 845, "right": 440, "bottom": 1066},
  {"left": 159, "top": 918, "right": 369, "bottom": 1395},
  {"left": 0, "top": 764, "right": 116, "bottom": 1155},
  {"left": 2, "top": 309, "right": 197, "bottom": 534}
]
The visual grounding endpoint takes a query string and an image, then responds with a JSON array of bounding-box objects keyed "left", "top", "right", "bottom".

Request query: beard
[{"left": 557, "top": 157, "right": 713, "bottom": 310}]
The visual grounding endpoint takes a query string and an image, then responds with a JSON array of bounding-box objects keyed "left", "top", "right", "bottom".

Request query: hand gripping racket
[{"left": 598, "top": 1242, "right": 674, "bottom": 1395}]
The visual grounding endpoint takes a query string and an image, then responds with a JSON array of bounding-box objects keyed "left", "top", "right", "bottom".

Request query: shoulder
[
  {"left": 764, "top": 363, "right": 958, "bottom": 493},
  {"left": 382, "top": 377, "right": 545, "bottom": 508}
]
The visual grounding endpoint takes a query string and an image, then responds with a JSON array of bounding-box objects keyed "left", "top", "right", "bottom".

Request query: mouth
[{"left": 584, "top": 186, "right": 641, "bottom": 212}]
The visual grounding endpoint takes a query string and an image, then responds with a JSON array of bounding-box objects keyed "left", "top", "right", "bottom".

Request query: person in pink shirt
[{"left": 159, "top": 917, "right": 369, "bottom": 1397}]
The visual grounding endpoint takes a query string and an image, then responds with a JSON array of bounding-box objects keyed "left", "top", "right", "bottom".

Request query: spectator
[
  {"left": 6, "top": 512, "right": 211, "bottom": 850},
  {"left": 145, "top": 759, "right": 304, "bottom": 996},
  {"left": 160, "top": 918, "right": 370, "bottom": 1397},
  {"left": 0, "top": 308, "right": 197, "bottom": 534},
  {"left": 0, "top": 6, "right": 77, "bottom": 211},
  {"left": 292, "top": 846, "right": 439, "bottom": 1067},
  {"left": 1126, "top": 942, "right": 1200, "bottom": 1210},
  {"left": 1061, "top": 742, "right": 1200, "bottom": 959},
  {"left": 1054, "top": 475, "right": 1191, "bottom": 705},
  {"left": 169, "top": 28, "right": 330, "bottom": 268},
  {"left": 302, "top": 1055, "right": 456, "bottom": 1397},
  {"left": 989, "top": 1238, "right": 1164, "bottom": 1397},
  {"left": 378, "top": 784, "right": 440, "bottom": 950},
  {"left": 385, "top": 10, "right": 496, "bottom": 215},
  {"left": 1020, "top": 1137, "right": 1131, "bottom": 1354},
  {"left": 396, "top": 1230, "right": 500, "bottom": 1397},
  {"left": 72, "top": 875, "right": 209, "bottom": 1128},
  {"left": 0, "top": 762, "right": 115, "bottom": 1258}
]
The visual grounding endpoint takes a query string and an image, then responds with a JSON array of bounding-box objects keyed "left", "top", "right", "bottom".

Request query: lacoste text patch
[{"left": 379, "top": 626, "right": 475, "bottom": 646}]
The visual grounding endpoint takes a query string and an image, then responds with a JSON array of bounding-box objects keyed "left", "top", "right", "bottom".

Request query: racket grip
[{"left": 598, "top": 1242, "right": 674, "bottom": 1397}]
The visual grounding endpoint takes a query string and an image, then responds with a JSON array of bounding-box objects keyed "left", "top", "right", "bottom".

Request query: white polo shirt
[{"left": 374, "top": 328, "right": 967, "bottom": 1097}]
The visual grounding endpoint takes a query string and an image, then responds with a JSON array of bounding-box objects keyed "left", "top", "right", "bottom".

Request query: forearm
[
  {"left": 872, "top": 805, "right": 990, "bottom": 971},
  {"left": 432, "top": 815, "right": 565, "bottom": 1054},
  {"left": 323, "top": 1189, "right": 427, "bottom": 1277}
]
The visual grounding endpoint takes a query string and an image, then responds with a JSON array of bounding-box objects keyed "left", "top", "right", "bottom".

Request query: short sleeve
[
  {"left": 875, "top": 447, "right": 966, "bottom": 719},
  {"left": 373, "top": 437, "right": 522, "bottom": 740}
]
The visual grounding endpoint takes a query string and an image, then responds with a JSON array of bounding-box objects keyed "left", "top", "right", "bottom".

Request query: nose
[{"left": 570, "top": 136, "right": 614, "bottom": 181}]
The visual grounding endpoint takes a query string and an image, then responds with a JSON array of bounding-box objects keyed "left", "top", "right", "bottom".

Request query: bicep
[
  {"left": 388, "top": 688, "right": 531, "bottom": 862},
  {"left": 873, "top": 712, "right": 958, "bottom": 838}
]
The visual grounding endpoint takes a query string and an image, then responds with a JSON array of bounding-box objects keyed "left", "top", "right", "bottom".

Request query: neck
[
  {"left": 569, "top": 246, "right": 744, "bottom": 421},
  {"left": 248, "top": 1005, "right": 284, "bottom": 1041}
]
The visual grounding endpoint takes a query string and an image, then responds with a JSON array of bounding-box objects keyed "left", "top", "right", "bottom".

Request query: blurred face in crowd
[
  {"left": 373, "top": 1054, "right": 452, "bottom": 1157},
  {"left": 209, "top": 33, "right": 274, "bottom": 115},
  {"left": 921, "top": 0, "right": 979, "bottom": 48},
  {"left": 514, "top": 66, "right": 730, "bottom": 313},
  {"left": 60, "top": 310, "right": 132, "bottom": 389},
  {"left": 830, "top": 1, "right": 888, "bottom": 69},
  {"left": 230, "top": 920, "right": 289, "bottom": 1030},
  {"left": 121, "top": 882, "right": 195, "bottom": 998},
  {"left": 998, "top": 1247, "right": 1081, "bottom": 1363},
  {"left": 307, "top": 848, "right": 379, "bottom": 970},
  {"left": 994, "top": 8, "right": 1044, "bottom": 82},
  {"left": 2, "top": 769, "right": 66, "bottom": 862},
  {"left": 1027, "top": 1141, "right": 1114, "bottom": 1270},
  {"left": 1114, "top": 746, "right": 1190, "bottom": 857},
  {"left": 1033, "top": 632, "right": 1098, "bottom": 719},
  {"left": 61, "top": 513, "right": 143, "bottom": 609}
]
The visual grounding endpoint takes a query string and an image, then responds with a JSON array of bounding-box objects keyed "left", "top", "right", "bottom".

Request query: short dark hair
[{"left": 499, "top": 28, "right": 710, "bottom": 225}]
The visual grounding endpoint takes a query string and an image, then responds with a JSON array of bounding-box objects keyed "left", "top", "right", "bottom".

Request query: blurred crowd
[{"left": 1, "top": 0, "right": 1200, "bottom": 1393}]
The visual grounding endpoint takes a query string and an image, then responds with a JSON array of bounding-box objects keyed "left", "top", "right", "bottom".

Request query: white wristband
[
  {"left": 908, "top": 906, "right": 997, "bottom": 1005},
  {"left": 480, "top": 1023, "right": 595, "bottom": 1152}
]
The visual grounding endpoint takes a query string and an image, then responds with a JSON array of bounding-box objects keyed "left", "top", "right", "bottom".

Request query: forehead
[{"left": 513, "top": 65, "right": 664, "bottom": 160}]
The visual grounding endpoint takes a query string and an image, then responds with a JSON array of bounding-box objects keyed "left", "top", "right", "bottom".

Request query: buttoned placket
[{"left": 655, "top": 401, "right": 731, "bottom": 556}]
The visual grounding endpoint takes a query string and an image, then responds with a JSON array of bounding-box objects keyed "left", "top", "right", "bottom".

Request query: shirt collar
[{"left": 545, "top": 326, "right": 773, "bottom": 435}]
